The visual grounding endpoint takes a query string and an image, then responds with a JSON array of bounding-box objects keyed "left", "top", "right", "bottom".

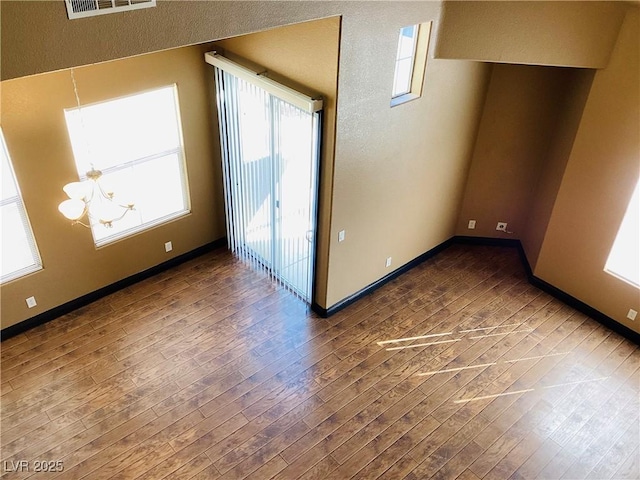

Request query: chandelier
[
  {"left": 57, "top": 70, "right": 135, "bottom": 228},
  {"left": 58, "top": 168, "right": 135, "bottom": 227}
]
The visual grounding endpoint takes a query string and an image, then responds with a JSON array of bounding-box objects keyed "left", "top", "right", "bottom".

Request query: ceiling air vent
[{"left": 65, "top": 0, "right": 156, "bottom": 19}]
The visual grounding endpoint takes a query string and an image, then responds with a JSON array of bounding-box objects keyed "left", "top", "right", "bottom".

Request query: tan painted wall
[
  {"left": 3, "top": 1, "right": 635, "bottom": 334},
  {"left": 1, "top": 45, "right": 225, "bottom": 328},
  {"left": 204, "top": 6, "right": 491, "bottom": 310},
  {"left": 521, "top": 69, "right": 595, "bottom": 268},
  {"left": 1, "top": 1, "right": 494, "bottom": 325},
  {"left": 0, "top": 1, "right": 345, "bottom": 81},
  {"left": 213, "top": 17, "right": 340, "bottom": 307},
  {"left": 0, "top": 17, "right": 340, "bottom": 328},
  {"left": 324, "top": 8, "right": 490, "bottom": 306},
  {"left": 535, "top": 6, "right": 640, "bottom": 333},
  {"left": 455, "top": 64, "right": 582, "bottom": 240},
  {"left": 436, "top": 1, "right": 626, "bottom": 68}
]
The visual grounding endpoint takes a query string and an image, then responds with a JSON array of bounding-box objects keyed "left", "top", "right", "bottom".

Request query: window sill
[
  {"left": 390, "top": 93, "right": 421, "bottom": 108},
  {"left": 94, "top": 210, "right": 192, "bottom": 249},
  {"left": 1, "top": 264, "right": 43, "bottom": 285},
  {"left": 604, "top": 268, "right": 640, "bottom": 290}
]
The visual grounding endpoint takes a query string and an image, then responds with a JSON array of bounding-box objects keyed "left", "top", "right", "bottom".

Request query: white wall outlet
[
  {"left": 496, "top": 222, "right": 508, "bottom": 232},
  {"left": 468, "top": 220, "right": 476, "bottom": 229},
  {"left": 627, "top": 309, "right": 637, "bottom": 321},
  {"left": 26, "top": 296, "right": 37, "bottom": 308},
  {"left": 385, "top": 257, "right": 392, "bottom": 268},
  {"left": 338, "top": 230, "right": 346, "bottom": 242},
  {"left": 164, "top": 241, "right": 173, "bottom": 253}
]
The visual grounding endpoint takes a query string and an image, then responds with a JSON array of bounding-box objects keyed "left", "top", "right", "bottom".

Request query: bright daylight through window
[
  {"left": 64, "top": 85, "right": 190, "bottom": 247},
  {"left": 1, "top": 129, "right": 42, "bottom": 283},
  {"left": 605, "top": 180, "right": 639, "bottom": 288},
  {"left": 392, "top": 25, "right": 419, "bottom": 98},
  {"left": 391, "top": 22, "right": 431, "bottom": 107}
]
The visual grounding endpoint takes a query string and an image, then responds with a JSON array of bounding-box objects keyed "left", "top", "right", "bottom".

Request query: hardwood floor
[{"left": 1, "top": 244, "right": 638, "bottom": 479}]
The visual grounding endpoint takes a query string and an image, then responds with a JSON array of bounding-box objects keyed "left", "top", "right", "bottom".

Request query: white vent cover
[{"left": 65, "top": 0, "right": 156, "bottom": 19}]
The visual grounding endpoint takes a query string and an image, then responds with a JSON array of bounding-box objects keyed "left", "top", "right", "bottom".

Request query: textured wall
[
  {"left": 0, "top": 1, "right": 342, "bottom": 81},
  {"left": 520, "top": 69, "right": 595, "bottom": 268},
  {"left": 535, "top": 7, "right": 640, "bottom": 333},
  {"left": 1, "top": 2, "right": 492, "bottom": 325},
  {"left": 3, "top": 1, "right": 635, "bottom": 333},
  {"left": 1, "top": 45, "right": 225, "bottom": 328},
  {"left": 455, "top": 64, "right": 587, "bottom": 241},
  {"left": 326, "top": 6, "right": 489, "bottom": 306},
  {"left": 436, "top": 1, "right": 626, "bottom": 68}
]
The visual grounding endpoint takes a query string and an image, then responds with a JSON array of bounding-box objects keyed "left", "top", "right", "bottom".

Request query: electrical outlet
[
  {"left": 338, "top": 230, "right": 345, "bottom": 242},
  {"left": 385, "top": 257, "right": 392, "bottom": 268},
  {"left": 628, "top": 309, "right": 637, "bottom": 321},
  {"left": 468, "top": 220, "right": 476, "bottom": 229},
  {"left": 496, "top": 222, "right": 508, "bottom": 232},
  {"left": 164, "top": 241, "right": 173, "bottom": 253},
  {"left": 26, "top": 296, "right": 37, "bottom": 308}
]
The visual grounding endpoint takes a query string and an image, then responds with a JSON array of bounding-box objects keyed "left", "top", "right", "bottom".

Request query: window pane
[
  {"left": 1, "top": 203, "right": 40, "bottom": 279},
  {"left": 126, "top": 153, "right": 187, "bottom": 222},
  {"left": 398, "top": 25, "right": 418, "bottom": 59},
  {"left": 89, "top": 154, "right": 188, "bottom": 245},
  {"left": 392, "top": 25, "right": 418, "bottom": 99},
  {"left": 0, "top": 130, "right": 41, "bottom": 283},
  {"left": 393, "top": 58, "right": 414, "bottom": 97},
  {"left": 65, "top": 86, "right": 181, "bottom": 172},
  {"left": 605, "top": 181, "right": 639, "bottom": 287},
  {"left": 1, "top": 142, "right": 18, "bottom": 201}
]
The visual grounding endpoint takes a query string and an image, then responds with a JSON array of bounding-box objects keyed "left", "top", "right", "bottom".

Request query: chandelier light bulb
[
  {"left": 63, "top": 181, "right": 89, "bottom": 200},
  {"left": 58, "top": 198, "right": 86, "bottom": 220}
]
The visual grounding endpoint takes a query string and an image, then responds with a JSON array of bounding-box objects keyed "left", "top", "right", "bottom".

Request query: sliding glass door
[{"left": 213, "top": 58, "right": 322, "bottom": 303}]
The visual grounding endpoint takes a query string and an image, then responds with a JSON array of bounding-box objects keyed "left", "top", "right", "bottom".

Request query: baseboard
[
  {"left": 4, "top": 234, "right": 638, "bottom": 346},
  {"left": 315, "top": 235, "right": 640, "bottom": 346},
  {"left": 453, "top": 235, "right": 521, "bottom": 248},
  {"left": 311, "top": 237, "right": 455, "bottom": 318},
  {"left": 1, "top": 238, "right": 227, "bottom": 341},
  {"left": 530, "top": 273, "right": 640, "bottom": 344},
  {"left": 456, "top": 236, "right": 639, "bottom": 345}
]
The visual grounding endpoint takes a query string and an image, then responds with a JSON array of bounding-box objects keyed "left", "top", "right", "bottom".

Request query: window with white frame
[
  {"left": 1, "top": 129, "right": 42, "bottom": 283},
  {"left": 392, "top": 25, "right": 419, "bottom": 98},
  {"left": 64, "top": 85, "right": 190, "bottom": 247},
  {"left": 605, "top": 180, "right": 639, "bottom": 288},
  {"left": 391, "top": 22, "right": 432, "bottom": 107}
]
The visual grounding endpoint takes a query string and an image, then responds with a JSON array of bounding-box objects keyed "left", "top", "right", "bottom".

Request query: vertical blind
[{"left": 209, "top": 52, "right": 322, "bottom": 303}]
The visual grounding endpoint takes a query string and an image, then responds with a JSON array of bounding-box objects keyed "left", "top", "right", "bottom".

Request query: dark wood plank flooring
[{"left": 1, "top": 245, "right": 638, "bottom": 479}]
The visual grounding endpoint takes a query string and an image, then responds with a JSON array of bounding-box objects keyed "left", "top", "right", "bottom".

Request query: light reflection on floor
[
  {"left": 377, "top": 324, "right": 533, "bottom": 352},
  {"left": 417, "top": 351, "right": 572, "bottom": 377},
  {"left": 384, "top": 338, "right": 461, "bottom": 351},
  {"left": 376, "top": 331, "right": 453, "bottom": 346},
  {"left": 453, "top": 376, "right": 610, "bottom": 404},
  {"left": 469, "top": 328, "right": 533, "bottom": 339},
  {"left": 375, "top": 323, "right": 610, "bottom": 406},
  {"left": 459, "top": 323, "right": 522, "bottom": 333}
]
